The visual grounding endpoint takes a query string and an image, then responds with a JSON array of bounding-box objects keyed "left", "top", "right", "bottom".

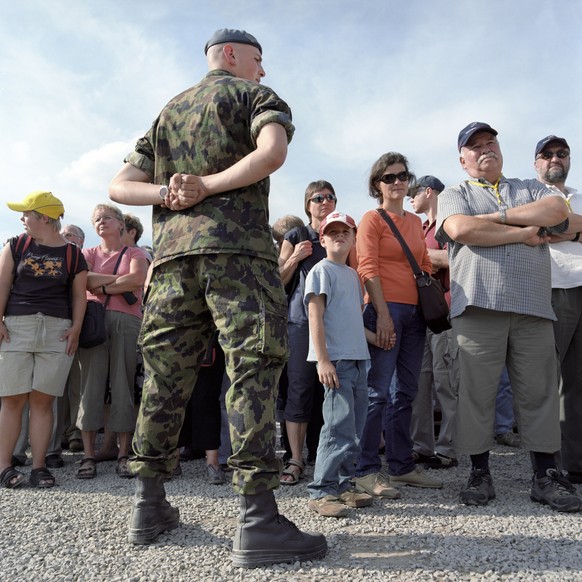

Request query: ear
[
  {"left": 223, "top": 43, "right": 236, "bottom": 66},
  {"left": 459, "top": 154, "right": 467, "bottom": 171}
]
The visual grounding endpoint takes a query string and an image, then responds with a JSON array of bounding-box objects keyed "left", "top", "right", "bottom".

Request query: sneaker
[
  {"left": 207, "top": 464, "right": 225, "bottom": 485},
  {"left": 68, "top": 439, "right": 84, "bottom": 453},
  {"left": 338, "top": 488, "right": 373, "bottom": 508},
  {"left": 495, "top": 431, "right": 521, "bottom": 448},
  {"left": 566, "top": 471, "right": 582, "bottom": 485},
  {"left": 308, "top": 495, "right": 348, "bottom": 518},
  {"left": 424, "top": 454, "right": 459, "bottom": 469},
  {"left": 460, "top": 469, "right": 495, "bottom": 506},
  {"left": 353, "top": 472, "right": 401, "bottom": 499},
  {"left": 45, "top": 454, "right": 65, "bottom": 469},
  {"left": 390, "top": 467, "right": 443, "bottom": 489},
  {"left": 530, "top": 469, "right": 582, "bottom": 512},
  {"left": 411, "top": 451, "right": 435, "bottom": 464}
]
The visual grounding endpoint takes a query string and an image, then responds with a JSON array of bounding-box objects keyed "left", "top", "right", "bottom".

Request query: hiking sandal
[
  {"left": 29, "top": 467, "right": 56, "bottom": 488},
  {"left": 281, "top": 458, "right": 305, "bottom": 486},
  {"left": 76, "top": 457, "right": 97, "bottom": 479},
  {"left": 1, "top": 466, "right": 26, "bottom": 489},
  {"left": 116, "top": 456, "right": 134, "bottom": 479}
]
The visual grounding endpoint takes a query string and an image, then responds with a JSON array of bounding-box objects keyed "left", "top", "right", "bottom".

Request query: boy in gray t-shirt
[{"left": 304, "top": 212, "right": 372, "bottom": 518}]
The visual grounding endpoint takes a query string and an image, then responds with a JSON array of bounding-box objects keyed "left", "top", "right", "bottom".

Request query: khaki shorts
[{"left": 0, "top": 314, "right": 74, "bottom": 397}]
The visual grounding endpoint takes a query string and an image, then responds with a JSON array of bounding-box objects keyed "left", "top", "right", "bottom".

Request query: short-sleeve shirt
[
  {"left": 304, "top": 259, "right": 370, "bottom": 362},
  {"left": 436, "top": 176, "right": 565, "bottom": 320},
  {"left": 125, "top": 69, "right": 295, "bottom": 267},
  {"left": 83, "top": 245, "right": 148, "bottom": 319},
  {"left": 546, "top": 186, "right": 582, "bottom": 289},
  {"left": 6, "top": 238, "right": 88, "bottom": 319},
  {"left": 285, "top": 224, "right": 326, "bottom": 324}
]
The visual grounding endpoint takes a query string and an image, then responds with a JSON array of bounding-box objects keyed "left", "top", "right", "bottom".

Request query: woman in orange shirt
[{"left": 353, "top": 152, "right": 443, "bottom": 498}]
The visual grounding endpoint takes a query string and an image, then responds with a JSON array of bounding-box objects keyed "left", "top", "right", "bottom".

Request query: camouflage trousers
[{"left": 130, "top": 253, "right": 288, "bottom": 495}]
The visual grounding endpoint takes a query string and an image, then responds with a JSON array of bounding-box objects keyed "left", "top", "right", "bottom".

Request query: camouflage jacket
[{"left": 126, "top": 69, "right": 294, "bottom": 266}]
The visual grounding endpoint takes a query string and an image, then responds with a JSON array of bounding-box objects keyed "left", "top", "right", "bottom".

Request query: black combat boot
[
  {"left": 232, "top": 489, "right": 327, "bottom": 568},
  {"left": 128, "top": 476, "right": 180, "bottom": 544}
]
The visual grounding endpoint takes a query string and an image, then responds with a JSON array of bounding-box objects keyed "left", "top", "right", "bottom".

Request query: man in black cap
[
  {"left": 109, "top": 28, "right": 326, "bottom": 566},
  {"left": 436, "top": 122, "right": 582, "bottom": 512},
  {"left": 409, "top": 176, "right": 458, "bottom": 470},
  {"left": 534, "top": 135, "right": 582, "bottom": 486}
]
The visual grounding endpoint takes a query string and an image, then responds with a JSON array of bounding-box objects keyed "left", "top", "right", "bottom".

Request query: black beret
[{"left": 204, "top": 28, "right": 262, "bottom": 55}]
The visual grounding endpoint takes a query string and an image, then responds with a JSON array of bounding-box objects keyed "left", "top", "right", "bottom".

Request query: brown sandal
[
  {"left": 76, "top": 458, "right": 97, "bottom": 479},
  {"left": 281, "top": 459, "right": 305, "bottom": 486}
]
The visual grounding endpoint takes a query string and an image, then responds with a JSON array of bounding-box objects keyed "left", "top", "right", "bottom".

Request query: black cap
[
  {"left": 415, "top": 175, "right": 445, "bottom": 193},
  {"left": 535, "top": 135, "right": 570, "bottom": 157},
  {"left": 457, "top": 122, "right": 498, "bottom": 151},
  {"left": 204, "top": 28, "right": 262, "bottom": 55}
]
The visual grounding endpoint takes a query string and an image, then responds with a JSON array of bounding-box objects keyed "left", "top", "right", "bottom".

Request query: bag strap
[
  {"left": 11, "top": 233, "right": 33, "bottom": 278},
  {"left": 104, "top": 246, "right": 129, "bottom": 308},
  {"left": 376, "top": 208, "right": 425, "bottom": 280}
]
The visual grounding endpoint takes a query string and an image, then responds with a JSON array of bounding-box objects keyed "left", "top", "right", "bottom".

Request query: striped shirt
[{"left": 435, "top": 177, "right": 565, "bottom": 320}]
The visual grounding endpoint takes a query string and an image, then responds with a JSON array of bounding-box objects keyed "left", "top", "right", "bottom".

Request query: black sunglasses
[
  {"left": 537, "top": 150, "right": 570, "bottom": 160},
  {"left": 310, "top": 193, "right": 337, "bottom": 204},
  {"left": 378, "top": 171, "right": 410, "bottom": 185}
]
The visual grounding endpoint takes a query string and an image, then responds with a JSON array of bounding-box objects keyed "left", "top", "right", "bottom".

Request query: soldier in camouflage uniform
[{"left": 109, "top": 28, "right": 326, "bottom": 567}]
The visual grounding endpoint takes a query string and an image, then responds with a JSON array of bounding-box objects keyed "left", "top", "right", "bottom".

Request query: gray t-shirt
[{"left": 304, "top": 259, "right": 370, "bottom": 362}]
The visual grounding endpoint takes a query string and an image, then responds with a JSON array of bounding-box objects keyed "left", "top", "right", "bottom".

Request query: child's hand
[{"left": 318, "top": 360, "right": 339, "bottom": 389}]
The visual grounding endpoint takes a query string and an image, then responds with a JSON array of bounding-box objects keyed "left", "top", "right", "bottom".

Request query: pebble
[{"left": 1, "top": 443, "right": 581, "bottom": 581}]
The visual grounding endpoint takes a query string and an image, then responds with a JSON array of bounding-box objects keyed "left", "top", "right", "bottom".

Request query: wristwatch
[
  {"left": 498, "top": 206, "right": 507, "bottom": 224},
  {"left": 159, "top": 185, "right": 169, "bottom": 200}
]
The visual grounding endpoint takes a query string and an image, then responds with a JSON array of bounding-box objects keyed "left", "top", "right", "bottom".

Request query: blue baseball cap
[
  {"left": 457, "top": 122, "right": 498, "bottom": 151},
  {"left": 535, "top": 135, "right": 569, "bottom": 157},
  {"left": 204, "top": 29, "right": 262, "bottom": 55},
  {"left": 415, "top": 175, "right": 445, "bottom": 193}
]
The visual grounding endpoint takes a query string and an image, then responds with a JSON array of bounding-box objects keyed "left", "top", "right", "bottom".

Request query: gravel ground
[{"left": 1, "top": 440, "right": 581, "bottom": 582}]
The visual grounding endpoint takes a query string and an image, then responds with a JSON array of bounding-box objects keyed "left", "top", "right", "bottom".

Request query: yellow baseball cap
[{"left": 7, "top": 190, "right": 65, "bottom": 219}]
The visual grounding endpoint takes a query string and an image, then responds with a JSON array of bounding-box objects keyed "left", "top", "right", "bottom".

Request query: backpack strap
[{"left": 11, "top": 233, "right": 32, "bottom": 277}]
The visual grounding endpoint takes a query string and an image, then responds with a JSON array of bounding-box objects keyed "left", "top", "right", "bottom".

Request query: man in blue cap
[
  {"left": 109, "top": 28, "right": 326, "bottom": 566},
  {"left": 534, "top": 135, "right": 582, "bottom": 487},
  {"left": 436, "top": 122, "right": 582, "bottom": 512}
]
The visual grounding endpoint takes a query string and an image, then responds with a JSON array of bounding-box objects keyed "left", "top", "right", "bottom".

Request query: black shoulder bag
[
  {"left": 377, "top": 209, "right": 451, "bottom": 334},
  {"left": 79, "top": 247, "right": 129, "bottom": 349}
]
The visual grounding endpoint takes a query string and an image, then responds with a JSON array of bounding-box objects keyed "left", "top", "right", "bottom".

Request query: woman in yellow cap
[{"left": 0, "top": 191, "right": 88, "bottom": 488}]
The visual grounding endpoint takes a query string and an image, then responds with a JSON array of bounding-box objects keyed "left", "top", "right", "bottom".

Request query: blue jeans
[
  {"left": 356, "top": 302, "right": 426, "bottom": 477},
  {"left": 307, "top": 360, "right": 369, "bottom": 498},
  {"left": 495, "top": 366, "right": 514, "bottom": 434}
]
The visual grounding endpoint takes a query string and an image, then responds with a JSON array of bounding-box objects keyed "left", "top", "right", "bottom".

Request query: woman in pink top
[
  {"left": 353, "top": 152, "right": 444, "bottom": 497},
  {"left": 76, "top": 203, "right": 149, "bottom": 479}
]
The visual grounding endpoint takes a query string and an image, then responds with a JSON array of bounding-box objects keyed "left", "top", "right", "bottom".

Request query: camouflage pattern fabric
[
  {"left": 130, "top": 253, "right": 288, "bottom": 495},
  {"left": 125, "top": 70, "right": 295, "bottom": 267}
]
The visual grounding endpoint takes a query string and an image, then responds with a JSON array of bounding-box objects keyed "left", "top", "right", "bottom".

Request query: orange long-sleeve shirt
[{"left": 356, "top": 209, "right": 432, "bottom": 305}]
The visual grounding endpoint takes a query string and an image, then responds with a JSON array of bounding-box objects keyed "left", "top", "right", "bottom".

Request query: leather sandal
[
  {"left": 76, "top": 457, "right": 97, "bottom": 479},
  {"left": 29, "top": 467, "right": 56, "bottom": 488},
  {"left": 281, "top": 458, "right": 305, "bottom": 486},
  {"left": 1, "top": 466, "right": 26, "bottom": 489},
  {"left": 116, "top": 456, "right": 134, "bottom": 479}
]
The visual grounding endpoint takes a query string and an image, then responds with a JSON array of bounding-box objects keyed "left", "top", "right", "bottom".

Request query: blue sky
[{"left": 1, "top": 0, "right": 581, "bottom": 248}]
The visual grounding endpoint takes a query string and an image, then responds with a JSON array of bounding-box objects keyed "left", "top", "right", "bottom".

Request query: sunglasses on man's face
[
  {"left": 310, "top": 193, "right": 337, "bottom": 204},
  {"left": 537, "top": 150, "right": 570, "bottom": 160},
  {"left": 378, "top": 171, "right": 410, "bottom": 185}
]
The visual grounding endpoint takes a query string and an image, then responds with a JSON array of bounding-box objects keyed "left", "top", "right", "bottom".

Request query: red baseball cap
[{"left": 319, "top": 211, "right": 357, "bottom": 236}]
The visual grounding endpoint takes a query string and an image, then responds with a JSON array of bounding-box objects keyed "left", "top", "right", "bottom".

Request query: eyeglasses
[
  {"left": 537, "top": 150, "right": 570, "bottom": 160},
  {"left": 310, "top": 193, "right": 337, "bottom": 204},
  {"left": 63, "top": 232, "right": 82, "bottom": 240},
  {"left": 378, "top": 171, "right": 410, "bottom": 185}
]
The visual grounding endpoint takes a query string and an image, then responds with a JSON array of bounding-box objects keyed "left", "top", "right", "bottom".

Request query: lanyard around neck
[{"left": 468, "top": 178, "right": 504, "bottom": 207}]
